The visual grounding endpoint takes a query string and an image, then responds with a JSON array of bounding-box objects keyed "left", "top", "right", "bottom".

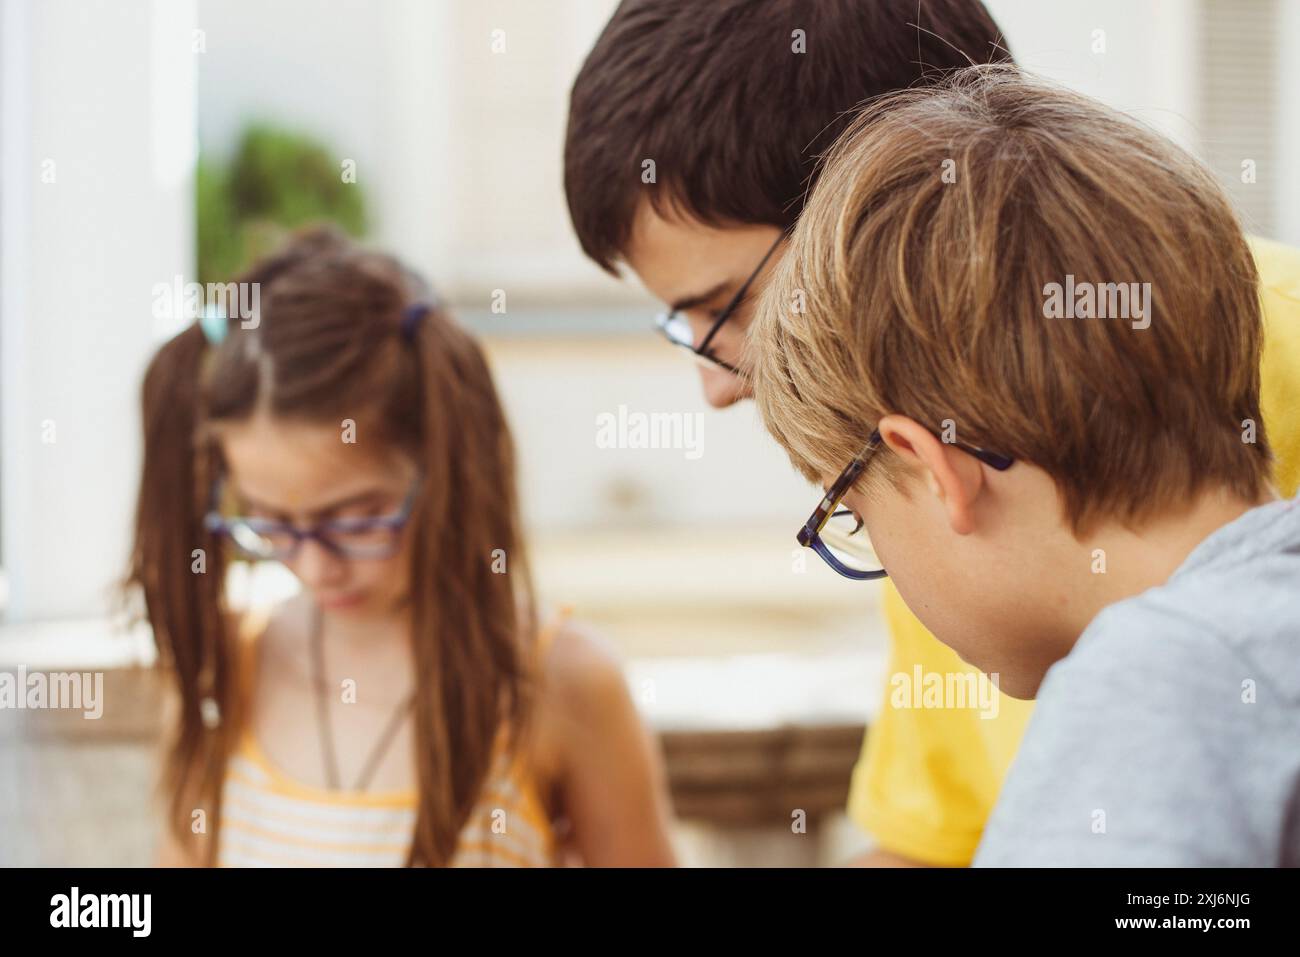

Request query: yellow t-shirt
[{"left": 846, "top": 236, "right": 1300, "bottom": 865}]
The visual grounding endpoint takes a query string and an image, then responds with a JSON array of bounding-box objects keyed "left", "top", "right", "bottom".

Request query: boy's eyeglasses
[
  {"left": 203, "top": 477, "right": 421, "bottom": 562},
  {"left": 799, "top": 429, "right": 1014, "bottom": 581},
  {"left": 653, "top": 232, "right": 785, "bottom": 375}
]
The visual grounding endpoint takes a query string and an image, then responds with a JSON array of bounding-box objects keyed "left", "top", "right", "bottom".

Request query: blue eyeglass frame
[
  {"left": 798, "top": 429, "right": 1015, "bottom": 581},
  {"left": 203, "top": 475, "right": 421, "bottom": 561}
]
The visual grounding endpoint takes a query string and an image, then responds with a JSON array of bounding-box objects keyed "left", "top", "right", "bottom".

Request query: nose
[
  {"left": 288, "top": 535, "right": 348, "bottom": 591},
  {"left": 698, "top": 363, "right": 747, "bottom": 409}
]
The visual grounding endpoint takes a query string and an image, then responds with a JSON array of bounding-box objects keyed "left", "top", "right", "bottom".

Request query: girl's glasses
[
  {"left": 653, "top": 232, "right": 785, "bottom": 375},
  {"left": 799, "top": 430, "right": 1014, "bottom": 581},
  {"left": 204, "top": 478, "right": 420, "bottom": 561}
]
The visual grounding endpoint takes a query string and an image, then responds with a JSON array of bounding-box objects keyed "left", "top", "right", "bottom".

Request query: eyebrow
[
  {"left": 236, "top": 487, "right": 389, "bottom": 520},
  {"left": 669, "top": 278, "right": 738, "bottom": 313}
]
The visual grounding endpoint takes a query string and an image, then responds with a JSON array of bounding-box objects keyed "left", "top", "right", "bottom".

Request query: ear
[{"left": 876, "top": 415, "right": 985, "bottom": 535}]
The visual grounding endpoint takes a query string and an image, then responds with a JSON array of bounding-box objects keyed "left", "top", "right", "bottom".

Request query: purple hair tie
[{"left": 400, "top": 301, "right": 432, "bottom": 342}]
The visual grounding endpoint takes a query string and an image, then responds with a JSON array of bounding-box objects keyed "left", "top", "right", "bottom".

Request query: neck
[
  {"left": 1059, "top": 486, "right": 1275, "bottom": 646},
  {"left": 295, "top": 591, "right": 410, "bottom": 657},
  {"left": 314, "top": 609, "right": 413, "bottom": 700}
]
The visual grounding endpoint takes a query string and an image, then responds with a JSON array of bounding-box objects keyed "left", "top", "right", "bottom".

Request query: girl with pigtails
[{"left": 126, "top": 226, "right": 676, "bottom": 867}]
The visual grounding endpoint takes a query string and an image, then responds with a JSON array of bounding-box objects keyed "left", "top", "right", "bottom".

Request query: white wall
[
  {"left": 1, "top": 0, "right": 196, "bottom": 622},
  {"left": 985, "top": 0, "right": 1200, "bottom": 147},
  {"left": 1275, "top": 0, "right": 1300, "bottom": 246},
  {"left": 987, "top": 0, "right": 1298, "bottom": 241},
  {"left": 195, "top": 0, "right": 637, "bottom": 307},
  {"left": 485, "top": 339, "right": 816, "bottom": 531}
]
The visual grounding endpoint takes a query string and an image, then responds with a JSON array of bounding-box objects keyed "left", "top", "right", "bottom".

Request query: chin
[
  {"left": 948, "top": 641, "right": 990, "bottom": 676},
  {"left": 948, "top": 643, "right": 1039, "bottom": 701},
  {"left": 991, "top": 670, "right": 1044, "bottom": 701},
  {"left": 315, "top": 590, "right": 370, "bottom": 614}
]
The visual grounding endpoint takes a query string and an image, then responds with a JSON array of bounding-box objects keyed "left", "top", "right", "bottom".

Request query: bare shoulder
[
  {"left": 528, "top": 620, "right": 634, "bottom": 771},
  {"left": 541, "top": 620, "right": 629, "bottom": 713},
  {"left": 523, "top": 619, "right": 677, "bottom": 864}
]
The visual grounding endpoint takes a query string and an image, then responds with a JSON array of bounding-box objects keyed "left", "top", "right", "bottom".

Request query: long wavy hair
[{"left": 125, "top": 226, "right": 537, "bottom": 866}]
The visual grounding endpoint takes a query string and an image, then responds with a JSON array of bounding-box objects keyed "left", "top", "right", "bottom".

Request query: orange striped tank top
[{"left": 217, "top": 610, "right": 564, "bottom": 867}]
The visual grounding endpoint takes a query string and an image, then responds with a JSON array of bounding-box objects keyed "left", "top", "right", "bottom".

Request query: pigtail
[
  {"left": 403, "top": 306, "right": 538, "bottom": 867},
  {"left": 126, "top": 322, "right": 234, "bottom": 866}
]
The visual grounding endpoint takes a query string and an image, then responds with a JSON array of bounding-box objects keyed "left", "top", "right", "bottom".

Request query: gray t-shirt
[{"left": 975, "top": 495, "right": 1300, "bottom": 866}]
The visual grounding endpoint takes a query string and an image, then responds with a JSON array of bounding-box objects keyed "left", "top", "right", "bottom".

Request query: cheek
[
  {"left": 862, "top": 489, "right": 946, "bottom": 590},
  {"left": 370, "top": 537, "right": 415, "bottom": 599},
  {"left": 368, "top": 552, "right": 411, "bottom": 596},
  {"left": 864, "top": 492, "right": 987, "bottom": 661},
  {"left": 705, "top": 314, "right": 751, "bottom": 367}
]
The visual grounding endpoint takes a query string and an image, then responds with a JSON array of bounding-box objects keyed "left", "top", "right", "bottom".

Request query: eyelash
[
  {"left": 245, "top": 502, "right": 384, "bottom": 522},
  {"left": 246, "top": 505, "right": 286, "bottom": 522},
  {"left": 708, "top": 293, "right": 750, "bottom": 320}
]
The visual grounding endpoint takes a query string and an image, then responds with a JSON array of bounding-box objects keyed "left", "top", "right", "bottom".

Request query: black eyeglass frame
[
  {"left": 797, "top": 429, "right": 1015, "bottom": 581},
  {"left": 653, "top": 232, "right": 786, "bottom": 375}
]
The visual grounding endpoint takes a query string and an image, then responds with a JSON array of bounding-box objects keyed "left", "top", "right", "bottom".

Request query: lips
[{"left": 317, "top": 591, "right": 365, "bottom": 610}]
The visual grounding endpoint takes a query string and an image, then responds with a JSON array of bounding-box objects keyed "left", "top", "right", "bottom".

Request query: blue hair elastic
[
  {"left": 199, "top": 304, "right": 228, "bottom": 346},
  {"left": 400, "top": 301, "right": 433, "bottom": 342}
]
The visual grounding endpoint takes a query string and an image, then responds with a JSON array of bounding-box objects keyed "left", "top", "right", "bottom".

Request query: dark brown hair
[
  {"left": 564, "top": 0, "right": 1011, "bottom": 273},
  {"left": 751, "top": 66, "right": 1272, "bottom": 534},
  {"left": 126, "top": 225, "right": 536, "bottom": 866}
]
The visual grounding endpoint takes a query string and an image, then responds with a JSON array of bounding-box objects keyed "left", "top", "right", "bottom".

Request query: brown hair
[
  {"left": 125, "top": 225, "right": 536, "bottom": 866},
  {"left": 751, "top": 65, "right": 1272, "bottom": 534},
  {"left": 564, "top": 0, "right": 1011, "bottom": 273}
]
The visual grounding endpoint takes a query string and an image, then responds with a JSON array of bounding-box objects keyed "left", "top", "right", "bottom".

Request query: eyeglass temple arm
[
  {"left": 871, "top": 432, "right": 1013, "bottom": 471},
  {"left": 696, "top": 232, "right": 787, "bottom": 355},
  {"left": 956, "top": 441, "right": 1014, "bottom": 470}
]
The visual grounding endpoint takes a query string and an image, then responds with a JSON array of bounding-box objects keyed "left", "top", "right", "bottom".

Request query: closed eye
[
  {"left": 326, "top": 501, "right": 390, "bottom": 522},
  {"left": 709, "top": 291, "right": 753, "bottom": 321},
  {"left": 244, "top": 504, "right": 291, "bottom": 523}
]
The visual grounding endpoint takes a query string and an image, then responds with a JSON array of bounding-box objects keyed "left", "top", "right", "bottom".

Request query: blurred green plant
[{"left": 196, "top": 124, "right": 367, "bottom": 284}]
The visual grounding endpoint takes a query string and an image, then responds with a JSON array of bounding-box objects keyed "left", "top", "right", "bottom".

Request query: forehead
[
  {"left": 215, "top": 413, "right": 412, "bottom": 511},
  {"left": 624, "top": 200, "right": 782, "bottom": 305}
]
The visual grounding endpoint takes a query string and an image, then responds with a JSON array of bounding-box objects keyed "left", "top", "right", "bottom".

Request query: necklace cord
[{"left": 310, "top": 602, "right": 417, "bottom": 792}]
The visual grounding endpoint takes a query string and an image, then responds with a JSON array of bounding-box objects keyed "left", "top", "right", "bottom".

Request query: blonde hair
[{"left": 750, "top": 65, "right": 1271, "bottom": 533}]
